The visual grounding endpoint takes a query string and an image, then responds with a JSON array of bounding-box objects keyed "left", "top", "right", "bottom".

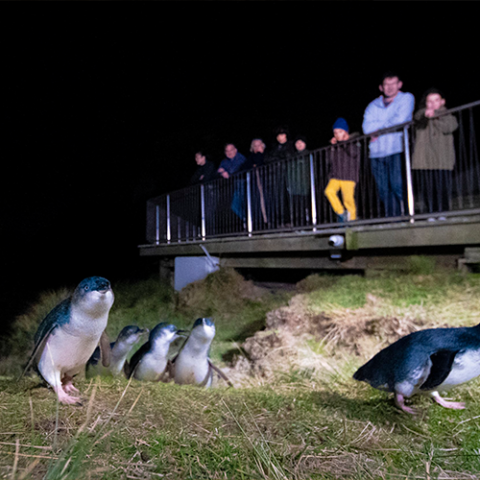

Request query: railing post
[
  {"left": 166, "top": 194, "right": 171, "bottom": 244},
  {"left": 155, "top": 205, "right": 160, "bottom": 245},
  {"left": 309, "top": 153, "right": 318, "bottom": 232},
  {"left": 200, "top": 184, "right": 206, "bottom": 241},
  {"left": 246, "top": 172, "right": 253, "bottom": 237},
  {"left": 403, "top": 126, "right": 415, "bottom": 222}
]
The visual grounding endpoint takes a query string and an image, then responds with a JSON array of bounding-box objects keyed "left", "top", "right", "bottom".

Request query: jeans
[{"left": 370, "top": 153, "right": 404, "bottom": 217}]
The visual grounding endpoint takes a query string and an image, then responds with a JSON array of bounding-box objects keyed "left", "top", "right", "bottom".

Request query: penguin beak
[{"left": 176, "top": 329, "right": 188, "bottom": 338}]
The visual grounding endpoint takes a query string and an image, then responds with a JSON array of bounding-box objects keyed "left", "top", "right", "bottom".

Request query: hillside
[{"left": 2, "top": 266, "right": 480, "bottom": 479}]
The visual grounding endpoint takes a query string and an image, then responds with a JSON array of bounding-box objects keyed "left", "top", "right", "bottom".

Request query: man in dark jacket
[
  {"left": 324, "top": 118, "right": 361, "bottom": 222},
  {"left": 190, "top": 151, "right": 217, "bottom": 185}
]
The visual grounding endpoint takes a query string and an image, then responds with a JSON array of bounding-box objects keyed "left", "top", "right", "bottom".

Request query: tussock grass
[{"left": 2, "top": 266, "right": 480, "bottom": 478}]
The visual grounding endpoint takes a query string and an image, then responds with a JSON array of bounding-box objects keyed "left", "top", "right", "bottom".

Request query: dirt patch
[
  {"left": 177, "top": 268, "right": 267, "bottom": 317},
  {"left": 231, "top": 293, "right": 426, "bottom": 380}
]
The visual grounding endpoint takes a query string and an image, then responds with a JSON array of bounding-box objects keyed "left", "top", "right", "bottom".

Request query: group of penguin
[
  {"left": 22, "top": 276, "right": 480, "bottom": 414},
  {"left": 86, "top": 319, "right": 225, "bottom": 387},
  {"left": 22, "top": 276, "right": 229, "bottom": 405}
]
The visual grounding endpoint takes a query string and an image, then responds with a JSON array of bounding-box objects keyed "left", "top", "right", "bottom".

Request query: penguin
[
  {"left": 23, "top": 276, "right": 114, "bottom": 405},
  {"left": 172, "top": 318, "right": 217, "bottom": 387},
  {"left": 86, "top": 325, "right": 147, "bottom": 378},
  {"left": 125, "top": 323, "right": 184, "bottom": 382},
  {"left": 353, "top": 324, "right": 480, "bottom": 414}
]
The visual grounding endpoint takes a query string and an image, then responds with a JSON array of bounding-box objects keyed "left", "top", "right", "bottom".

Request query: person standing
[
  {"left": 412, "top": 88, "right": 458, "bottom": 217},
  {"left": 287, "top": 135, "right": 311, "bottom": 227},
  {"left": 242, "top": 138, "right": 268, "bottom": 226},
  {"left": 189, "top": 151, "right": 218, "bottom": 235},
  {"left": 362, "top": 72, "right": 415, "bottom": 217},
  {"left": 217, "top": 143, "right": 247, "bottom": 226},
  {"left": 324, "top": 118, "right": 361, "bottom": 222},
  {"left": 217, "top": 143, "right": 247, "bottom": 179},
  {"left": 190, "top": 151, "right": 217, "bottom": 185},
  {"left": 265, "top": 126, "right": 295, "bottom": 228},
  {"left": 242, "top": 138, "right": 266, "bottom": 171}
]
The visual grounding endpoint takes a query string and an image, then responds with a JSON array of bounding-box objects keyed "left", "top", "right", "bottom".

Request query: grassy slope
[{"left": 2, "top": 268, "right": 480, "bottom": 479}]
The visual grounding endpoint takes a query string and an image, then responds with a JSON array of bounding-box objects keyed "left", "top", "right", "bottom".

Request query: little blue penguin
[
  {"left": 353, "top": 323, "right": 480, "bottom": 414},
  {"left": 125, "top": 323, "right": 184, "bottom": 382},
  {"left": 24, "top": 276, "right": 114, "bottom": 405},
  {"left": 86, "top": 325, "right": 147, "bottom": 378},
  {"left": 173, "top": 318, "right": 216, "bottom": 387}
]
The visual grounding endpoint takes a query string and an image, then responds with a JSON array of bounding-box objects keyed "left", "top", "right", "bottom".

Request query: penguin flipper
[
  {"left": 126, "top": 341, "right": 150, "bottom": 379},
  {"left": 208, "top": 360, "right": 234, "bottom": 388},
  {"left": 21, "top": 323, "right": 57, "bottom": 379},
  {"left": 99, "top": 331, "right": 111, "bottom": 368},
  {"left": 22, "top": 298, "right": 72, "bottom": 379},
  {"left": 123, "top": 360, "right": 131, "bottom": 378},
  {"left": 420, "top": 349, "right": 459, "bottom": 391},
  {"left": 198, "top": 362, "right": 214, "bottom": 387}
]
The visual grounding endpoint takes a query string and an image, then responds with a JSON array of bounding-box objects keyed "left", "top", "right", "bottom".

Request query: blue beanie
[{"left": 333, "top": 118, "right": 349, "bottom": 132}]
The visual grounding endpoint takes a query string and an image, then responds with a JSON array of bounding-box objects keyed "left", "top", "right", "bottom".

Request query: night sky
[{"left": 1, "top": 12, "right": 477, "bottom": 328}]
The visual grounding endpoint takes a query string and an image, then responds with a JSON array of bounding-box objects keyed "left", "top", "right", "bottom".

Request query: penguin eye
[{"left": 84, "top": 285, "right": 90, "bottom": 291}]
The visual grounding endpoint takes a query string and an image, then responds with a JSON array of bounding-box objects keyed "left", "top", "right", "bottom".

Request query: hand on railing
[{"left": 218, "top": 168, "right": 229, "bottom": 179}]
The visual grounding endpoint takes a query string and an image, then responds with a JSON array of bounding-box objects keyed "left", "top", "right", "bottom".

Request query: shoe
[
  {"left": 337, "top": 212, "right": 349, "bottom": 223},
  {"left": 438, "top": 216, "right": 447, "bottom": 221},
  {"left": 427, "top": 217, "right": 436, "bottom": 222}
]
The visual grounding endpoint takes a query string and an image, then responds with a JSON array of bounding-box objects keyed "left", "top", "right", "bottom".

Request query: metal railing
[{"left": 146, "top": 100, "right": 480, "bottom": 245}]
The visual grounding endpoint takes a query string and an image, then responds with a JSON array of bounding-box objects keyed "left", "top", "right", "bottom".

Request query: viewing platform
[{"left": 139, "top": 101, "right": 480, "bottom": 278}]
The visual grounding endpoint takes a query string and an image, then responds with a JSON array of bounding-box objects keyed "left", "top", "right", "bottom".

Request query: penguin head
[
  {"left": 117, "top": 325, "right": 148, "bottom": 345},
  {"left": 190, "top": 318, "right": 216, "bottom": 343},
  {"left": 72, "top": 276, "right": 114, "bottom": 315},
  {"left": 149, "top": 323, "right": 183, "bottom": 345}
]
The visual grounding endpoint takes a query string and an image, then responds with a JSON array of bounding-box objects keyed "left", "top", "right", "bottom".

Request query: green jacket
[
  {"left": 412, "top": 107, "right": 458, "bottom": 170},
  {"left": 287, "top": 152, "right": 310, "bottom": 196}
]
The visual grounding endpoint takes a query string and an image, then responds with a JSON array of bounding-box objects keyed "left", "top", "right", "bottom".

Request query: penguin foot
[
  {"left": 394, "top": 393, "right": 417, "bottom": 415},
  {"left": 431, "top": 391, "right": 465, "bottom": 410},
  {"left": 63, "top": 383, "right": 80, "bottom": 394},
  {"left": 54, "top": 387, "right": 82, "bottom": 405}
]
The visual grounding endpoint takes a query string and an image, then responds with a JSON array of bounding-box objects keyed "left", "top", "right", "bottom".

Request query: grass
[{"left": 2, "top": 266, "right": 480, "bottom": 478}]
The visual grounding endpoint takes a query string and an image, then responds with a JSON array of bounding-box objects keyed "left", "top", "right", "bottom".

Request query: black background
[{"left": 1, "top": 9, "right": 478, "bottom": 329}]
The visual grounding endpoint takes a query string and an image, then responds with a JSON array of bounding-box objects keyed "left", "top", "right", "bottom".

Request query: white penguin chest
[
  {"left": 174, "top": 349, "right": 210, "bottom": 385},
  {"left": 109, "top": 354, "right": 128, "bottom": 376},
  {"left": 134, "top": 352, "right": 168, "bottom": 381},
  {"left": 40, "top": 328, "right": 102, "bottom": 376},
  {"left": 440, "top": 349, "right": 480, "bottom": 390},
  {"left": 39, "top": 308, "right": 108, "bottom": 375}
]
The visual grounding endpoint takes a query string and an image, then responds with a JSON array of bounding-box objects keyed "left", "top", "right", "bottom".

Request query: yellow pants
[{"left": 324, "top": 179, "right": 357, "bottom": 220}]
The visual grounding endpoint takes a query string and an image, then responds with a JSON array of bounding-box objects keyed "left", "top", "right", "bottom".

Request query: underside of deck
[{"left": 139, "top": 213, "right": 480, "bottom": 275}]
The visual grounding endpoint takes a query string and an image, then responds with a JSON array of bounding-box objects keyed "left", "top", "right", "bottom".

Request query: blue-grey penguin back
[{"left": 354, "top": 325, "right": 480, "bottom": 394}]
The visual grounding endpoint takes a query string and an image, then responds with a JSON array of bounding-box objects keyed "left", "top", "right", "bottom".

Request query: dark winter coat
[
  {"left": 190, "top": 160, "right": 217, "bottom": 185},
  {"left": 241, "top": 151, "right": 265, "bottom": 171},
  {"left": 412, "top": 107, "right": 458, "bottom": 170},
  {"left": 265, "top": 140, "right": 295, "bottom": 164},
  {"left": 327, "top": 133, "right": 361, "bottom": 183}
]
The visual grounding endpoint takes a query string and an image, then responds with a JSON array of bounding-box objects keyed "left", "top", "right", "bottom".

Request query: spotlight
[{"left": 328, "top": 235, "right": 345, "bottom": 248}]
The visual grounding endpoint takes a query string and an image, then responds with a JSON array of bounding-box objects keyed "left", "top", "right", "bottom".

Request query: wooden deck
[{"left": 139, "top": 211, "right": 480, "bottom": 275}]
